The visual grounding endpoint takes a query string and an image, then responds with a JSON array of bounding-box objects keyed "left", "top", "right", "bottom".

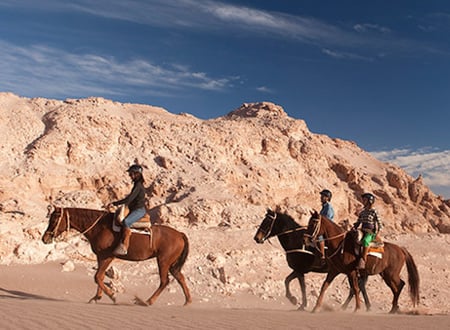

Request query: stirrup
[{"left": 113, "top": 243, "right": 127, "bottom": 256}]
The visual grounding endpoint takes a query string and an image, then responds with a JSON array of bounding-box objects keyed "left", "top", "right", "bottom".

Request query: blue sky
[{"left": 0, "top": 0, "right": 449, "bottom": 197}]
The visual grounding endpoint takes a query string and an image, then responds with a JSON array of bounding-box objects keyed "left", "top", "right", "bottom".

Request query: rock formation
[{"left": 0, "top": 92, "right": 449, "bottom": 264}]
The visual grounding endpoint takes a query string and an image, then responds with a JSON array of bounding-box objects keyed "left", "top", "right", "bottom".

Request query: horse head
[
  {"left": 253, "top": 208, "right": 278, "bottom": 243},
  {"left": 42, "top": 206, "right": 68, "bottom": 244},
  {"left": 306, "top": 209, "right": 322, "bottom": 239}
]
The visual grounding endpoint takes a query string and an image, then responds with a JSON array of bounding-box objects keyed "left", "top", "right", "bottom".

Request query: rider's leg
[
  {"left": 357, "top": 233, "right": 374, "bottom": 269},
  {"left": 113, "top": 208, "right": 145, "bottom": 255},
  {"left": 319, "top": 241, "right": 325, "bottom": 258}
]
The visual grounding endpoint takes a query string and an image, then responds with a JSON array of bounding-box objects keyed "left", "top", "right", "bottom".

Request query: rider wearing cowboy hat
[{"left": 353, "top": 192, "right": 383, "bottom": 270}]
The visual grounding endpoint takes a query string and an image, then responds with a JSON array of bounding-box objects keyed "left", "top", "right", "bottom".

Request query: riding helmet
[
  {"left": 320, "top": 189, "right": 332, "bottom": 200},
  {"left": 362, "top": 192, "right": 375, "bottom": 204},
  {"left": 127, "top": 164, "right": 143, "bottom": 173}
]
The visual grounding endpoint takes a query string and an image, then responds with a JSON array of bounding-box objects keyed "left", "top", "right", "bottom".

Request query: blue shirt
[{"left": 320, "top": 202, "right": 334, "bottom": 221}]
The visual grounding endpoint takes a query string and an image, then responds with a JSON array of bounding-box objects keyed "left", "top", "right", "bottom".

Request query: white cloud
[
  {"left": 322, "top": 48, "right": 374, "bottom": 61},
  {"left": 3, "top": 0, "right": 420, "bottom": 54},
  {"left": 256, "top": 86, "right": 273, "bottom": 93},
  {"left": 0, "top": 40, "right": 234, "bottom": 99},
  {"left": 353, "top": 23, "right": 391, "bottom": 34},
  {"left": 371, "top": 148, "right": 450, "bottom": 198}
]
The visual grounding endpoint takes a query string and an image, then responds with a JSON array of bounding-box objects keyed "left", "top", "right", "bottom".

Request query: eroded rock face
[{"left": 0, "top": 93, "right": 448, "bottom": 264}]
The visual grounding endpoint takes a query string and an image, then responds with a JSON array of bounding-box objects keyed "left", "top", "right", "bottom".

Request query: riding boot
[
  {"left": 319, "top": 241, "right": 326, "bottom": 265},
  {"left": 357, "top": 246, "right": 369, "bottom": 269},
  {"left": 114, "top": 227, "right": 131, "bottom": 255}
]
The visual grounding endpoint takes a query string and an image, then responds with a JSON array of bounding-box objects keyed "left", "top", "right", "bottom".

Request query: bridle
[
  {"left": 46, "top": 207, "right": 105, "bottom": 241},
  {"left": 307, "top": 213, "right": 347, "bottom": 259},
  {"left": 308, "top": 215, "right": 322, "bottom": 240},
  {"left": 46, "top": 208, "right": 69, "bottom": 241},
  {"left": 258, "top": 211, "right": 278, "bottom": 242},
  {"left": 258, "top": 211, "right": 306, "bottom": 242},
  {"left": 307, "top": 214, "right": 347, "bottom": 242}
]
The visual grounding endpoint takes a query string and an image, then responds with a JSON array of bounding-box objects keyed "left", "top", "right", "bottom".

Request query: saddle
[
  {"left": 114, "top": 205, "right": 151, "bottom": 231},
  {"left": 354, "top": 229, "right": 384, "bottom": 256}
]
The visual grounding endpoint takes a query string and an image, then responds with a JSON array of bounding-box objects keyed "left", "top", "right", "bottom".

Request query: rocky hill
[{"left": 0, "top": 92, "right": 449, "bottom": 265}]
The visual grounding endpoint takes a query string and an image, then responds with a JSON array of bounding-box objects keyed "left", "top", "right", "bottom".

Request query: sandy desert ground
[{"left": 0, "top": 229, "right": 449, "bottom": 330}]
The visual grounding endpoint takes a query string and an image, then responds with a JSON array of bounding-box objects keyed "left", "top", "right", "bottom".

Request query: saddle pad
[
  {"left": 368, "top": 251, "right": 382, "bottom": 259},
  {"left": 130, "top": 221, "right": 151, "bottom": 229},
  {"left": 369, "top": 245, "right": 384, "bottom": 253},
  {"left": 112, "top": 219, "right": 151, "bottom": 233}
]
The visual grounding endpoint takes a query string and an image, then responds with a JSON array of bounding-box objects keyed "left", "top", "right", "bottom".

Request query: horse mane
[
  {"left": 66, "top": 207, "right": 110, "bottom": 222},
  {"left": 326, "top": 216, "right": 346, "bottom": 233},
  {"left": 276, "top": 211, "right": 302, "bottom": 229}
]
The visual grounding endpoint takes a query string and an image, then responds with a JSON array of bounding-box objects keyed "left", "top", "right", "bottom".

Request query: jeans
[{"left": 123, "top": 207, "right": 146, "bottom": 227}]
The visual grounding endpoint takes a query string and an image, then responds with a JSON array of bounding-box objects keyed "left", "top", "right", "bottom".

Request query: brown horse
[
  {"left": 254, "top": 209, "right": 371, "bottom": 311},
  {"left": 307, "top": 211, "right": 419, "bottom": 313},
  {"left": 42, "top": 207, "right": 192, "bottom": 306}
]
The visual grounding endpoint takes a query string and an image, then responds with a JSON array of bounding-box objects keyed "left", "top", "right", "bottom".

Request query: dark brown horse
[
  {"left": 42, "top": 207, "right": 192, "bottom": 306},
  {"left": 254, "top": 209, "right": 371, "bottom": 310},
  {"left": 307, "top": 211, "right": 420, "bottom": 313}
]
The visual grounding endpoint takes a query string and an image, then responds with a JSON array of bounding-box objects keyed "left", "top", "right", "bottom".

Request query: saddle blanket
[
  {"left": 112, "top": 220, "right": 152, "bottom": 235},
  {"left": 368, "top": 251, "right": 382, "bottom": 259}
]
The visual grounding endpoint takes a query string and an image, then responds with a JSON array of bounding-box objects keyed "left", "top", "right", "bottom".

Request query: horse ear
[{"left": 46, "top": 204, "right": 54, "bottom": 217}]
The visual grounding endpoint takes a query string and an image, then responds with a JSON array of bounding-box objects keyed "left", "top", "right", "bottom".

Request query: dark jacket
[{"left": 113, "top": 180, "right": 146, "bottom": 211}]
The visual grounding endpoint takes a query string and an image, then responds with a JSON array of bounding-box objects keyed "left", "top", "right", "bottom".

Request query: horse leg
[
  {"left": 284, "top": 271, "right": 298, "bottom": 306},
  {"left": 381, "top": 272, "right": 405, "bottom": 314},
  {"left": 348, "top": 271, "right": 361, "bottom": 312},
  {"left": 169, "top": 268, "right": 192, "bottom": 306},
  {"left": 298, "top": 274, "right": 307, "bottom": 310},
  {"left": 89, "top": 257, "right": 116, "bottom": 304},
  {"left": 312, "top": 271, "right": 338, "bottom": 313},
  {"left": 146, "top": 257, "right": 171, "bottom": 305},
  {"left": 341, "top": 286, "right": 354, "bottom": 310},
  {"left": 359, "top": 274, "right": 371, "bottom": 311}
]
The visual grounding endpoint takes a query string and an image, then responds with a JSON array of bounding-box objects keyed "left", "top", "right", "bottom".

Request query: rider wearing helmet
[
  {"left": 318, "top": 189, "right": 335, "bottom": 263},
  {"left": 353, "top": 192, "right": 383, "bottom": 270},
  {"left": 111, "top": 164, "right": 146, "bottom": 255}
]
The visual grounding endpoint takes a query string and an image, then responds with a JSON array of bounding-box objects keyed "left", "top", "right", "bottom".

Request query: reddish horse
[
  {"left": 307, "top": 211, "right": 420, "bottom": 313},
  {"left": 42, "top": 207, "right": 192, "bottom": 306},
  {"left": 254, "top": 209, "right": 371, "bottom": 311}
]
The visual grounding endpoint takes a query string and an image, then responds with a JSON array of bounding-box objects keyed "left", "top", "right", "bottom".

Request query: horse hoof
[
  {"left": 133, "top": 296, "right": 148, "bottom": 306},
  {"left": 88, "top": 295, "right": 102, "bottom": 304}
]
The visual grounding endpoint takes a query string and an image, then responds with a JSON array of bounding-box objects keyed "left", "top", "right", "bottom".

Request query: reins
[
  {"left": 277, "top": 226, "right": 308, "bottom": 236},
  {"left": 307, "top": 215, "right": 347, "bottom": 243},
  {"left": 79, "top": 212, "right": 106, "bottom": 235},
  {"left": 260, "top": 211, "right": 310, "bottom": 255},
  {"left": 306, "top": 215, "right": 348, "bottom": 260},
  {"left": 261, "top": 212, "right": 306, "bottom": 241},
  {"left": 50, "top": 207, "right": 106, "bottom": 239}
]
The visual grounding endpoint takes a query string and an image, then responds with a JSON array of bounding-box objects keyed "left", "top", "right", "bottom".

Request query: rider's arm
[
  {"left": 113, "top": 183, "right": 139, "bottom": 206},
  {"left": 375, "top": 210, "right": 383, "bottom": 233}
]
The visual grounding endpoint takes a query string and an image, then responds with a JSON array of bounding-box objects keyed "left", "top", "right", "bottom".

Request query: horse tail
[
  {"left": 170, "top": 232, "right": 189, "bottom": 275},
  {"left": 402, "top": 247, "right": 420, "bottom": 307}
]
